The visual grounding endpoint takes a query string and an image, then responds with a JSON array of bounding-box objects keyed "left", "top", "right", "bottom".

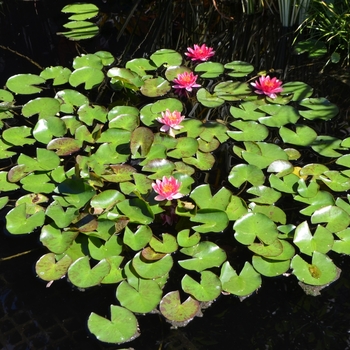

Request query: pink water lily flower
[
  {"left": 157, "top": 109, "right": 185, "bottom": 137},
  {"left": 173, "top": 71, "right": 201, "bottom": 92},
  {"left": 251, "top": 75, "right": 283, "bottom": 99},
  {"left": 185, "top": 44, "right": 215, "bottom": 62},
  {"left": 152, "top": 176, "right": 184, "bottom": 201}
]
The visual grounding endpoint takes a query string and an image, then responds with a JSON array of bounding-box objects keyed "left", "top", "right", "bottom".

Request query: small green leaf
[
  {"left": 252, "top": 256, "right": 290, "bottom": 277},
  {"left": 179, "top": 242, "right": 227, "bottom": 272},
  {"left": 279, "top": 124, "right": 317, "bottom": 146},
  {"left": 68, "top": 256, "right": 111, "bottom": 288},
  {"left": 220, "top": 261, "right": 261, "bottom": 296},
  {"left": 228, "top": 164, "right": 265, "bottom": 188},
  {"left": 6, "top": 74, "right": 45, "bottom": 94},
  {"left": 195, "top": 62, "right": 224, "bottom": 78},
  {"left": 116, "top": 279, "right": 162, "bottom": 313},
  {"left": 196, "top": 88, "right": 224, "bottom": 108},
  {"left": 88, "top": 305, "right": 139, "bottom": 344},
  {"left": 69, "top": 67, "right": 104, "bottom": 89},
  {"left": 22, "top": 97, "right": 61, "bottom": 119},
  {"left": 311, "top": 205, "right": 350, "bottom": 233},
  {"left": 132, "top": 252, "right": 173, "bottom": 279},
  {"left": 182, "top": 271, "right": 221, "bottom": 301},
  {"left": 40, "top": 66, "right": 72, "bottom": 85},
  {"left": 176, "top": 229, "right": 201, "bottom": 248},
  {"left": 149, "top": 233, "right": 178, "bottom": 254},
  {"left": 299, "top": 98, "right": 339, "bottom": 121},
  {"left": 291, "top": 252, "right": 338, "bottom": 286},
  {"left": 228, "top": 120, "right": 268, "bottom": 141},
  {"left": 190, "top": 209, "right": 229, "bottom": 233}
]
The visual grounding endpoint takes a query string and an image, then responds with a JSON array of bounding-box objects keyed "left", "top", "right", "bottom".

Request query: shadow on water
[{"left": 1, "top": 1, "right": 350, "bottom": 349}]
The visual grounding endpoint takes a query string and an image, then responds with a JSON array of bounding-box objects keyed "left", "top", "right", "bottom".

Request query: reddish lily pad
[
  {"left": 159, "top": 291, "right": 200, "bottom": 324},
  {"left": 47, "top": 137, "right": 82, "bottom": 156},
  {"left": 35, "top": 253, "right": 72, "bottom": 281}
]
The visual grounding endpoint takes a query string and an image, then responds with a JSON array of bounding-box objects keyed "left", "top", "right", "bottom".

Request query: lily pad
[
  {"left": 159, "top": 291, "right": 200, "bottom": 323},
  {"left": 6, "top": 74, "right": 45, "bottom": 94},
  {"left": 179, "top": 241, "right": 227, "bottom": 272},
  {"left": 67, "top": 256, "right": 111, "bottom": 288},
  {"left": 88, "top": 305, "right": 139, "bottom": 344},
  {"left": 181, "top": 271, "right": 221, "bottom": 301},
  {"left": 35, "top": 253, "right": 72, "bottom": 281},
  {"left": 132, "top": 252, "right": 173, "bottom": 279},
  {"left": 116, "top": 279, "right": 162, "bottom": 313},
  {"left": 291, "top": 252, "right": 338, "bottom": 286},
  {"left": 228, "top": 164, "right": 265, "bottom": 188},
  {"left": 220, "top": 261, "right": 262, "bottom": 296}
]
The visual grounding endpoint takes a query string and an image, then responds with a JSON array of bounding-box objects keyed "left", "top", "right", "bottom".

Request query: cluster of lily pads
[{"left": 0, "top": 46, "right": 349, "bottom": 345}]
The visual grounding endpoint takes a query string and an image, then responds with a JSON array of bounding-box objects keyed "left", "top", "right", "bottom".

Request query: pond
[{"left": 1, "top": 1, "right": 350, "bottom": 349}]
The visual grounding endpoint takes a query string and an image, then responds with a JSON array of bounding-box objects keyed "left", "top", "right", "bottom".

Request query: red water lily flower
[
  {"left": 156, "top": 109, "right": 185, "bottom": 137},
  {"left": 185, "top": 44, "right": 215, "bottom": 62},
  {"left": 172, "top": 71, "right": 201, "bottom": 92},
  {"left": 251, "top": 75, "right": 283, "bottom": 99},
  {"left": 152, "top": 176, "right": 184, "bottom": 201}
]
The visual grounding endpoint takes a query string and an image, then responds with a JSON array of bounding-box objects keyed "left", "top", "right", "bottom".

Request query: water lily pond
[{"left": 1, "top": 1, "right": 350, "bottom": 349}]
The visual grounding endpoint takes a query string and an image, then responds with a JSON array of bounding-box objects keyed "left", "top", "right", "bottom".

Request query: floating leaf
[
  {"left": 6, "top": 203, "right": 45, "bottom": 234},
  {"left": 22, "top": 97, "right": 61, "bottom": 119},
  {"left": 69, "top": 67, "right": 104, "bottom": 89},
  {"left": 126, "top": 58, "right": 157, "bottom": 77},
  {"left": 196, "top": 88, "right": 224, "bottom": 108},
  {"left": 220, "top": 261, "right": 261, "bottom": 296},
  {"left": 190, "top": 185, "right": 232, "bottom": 210},
  {"left": 181, "top": 271, "right": 221, "bottom": 301},
  {"left": 311, "top": 136, "right": 343, "bottom": 157},
  {"left": 40, "top": 66, "right": 72, "bottom": 85},
  {"left": 47, "top": 137, "right": 82, "bottom": 155},
  {"left": 299, "top": 98, "right": 339, "bottom": 121},
  {"left": 176, "top": 229, "right": 201, "bottom": 248},
  {"left": 140, "top": 77, "right": 171, "bottom": 97},
  {"left": 88, "top": 305, "right": 139, "bottom": 344},
  {"left": 224, "top": 61, "right": 254, "bottom": 77},
  {"left": 233, "top": 212, "right": 278, "bottom": 245},
  {"left": 190, "top": 209, "right": 229, "bottom": 233},
  {"left": 281, "top": 81, "right": 313, "bottom": 101},
  {"left": 228, "top": 120, "right": 268, "bottom": 141},
  {"left": 59, "top": 21, "right": 99, "bottom": 40},
  {"left": 228, "top": 164, "right": 265, "bottom": 188},
  {"left": 6, "top": 74, "right": 45, "bottom": 94},
  {"left": 311, "top": 205, "right": 350, "bottom": 233},
  {"left": 179, "top": 242, "right": 227, "bottom": 272},
  {"left": 116, "top": 279, "right": 162, "bottom": 313},
  {"left": 247, "top": 185, "right": 281, "bottom": 204},
  {"left": 332, "top": 228, "right": 350, "bottom": 254},
  {"left": 195, "top": 62, "right": 224, "bottom": 78},
  {"left": 117, "top": 199, "right": 154, "bottom": 224},
  {"left": 150, "top": 49, "right": 182, "bottom": 67},
  {"left": 294, "top": 221, "right": 334, "bottom": 256},
  {"left": 132, "top": 252, "right": 173, "bottom": 279},
  {"left": 279, "top": 124, "right": 317, "bottom": 146},
  {"left": 252, "top": 256, "right": 290, "bottom": 277},
  {"left": 291, "top": 252, "right": 338, "bottom": 286},
  {"left": 68, "top": 256, "right": 110, "bottom": 288},
  {"left": 61, "top": 3, "right": 99, "bottom": 21},
  {"left": 159, "top": 291, "right": 200, "bottom": 323},
  {"left": 35, "top": 253, "right": 72, "bottom": 281},
  {"left": 2, "top": 126, "right": 35, "bottom": 146},
  {"left": 149, "top": 233, "right": 178, "bottom": 254}
]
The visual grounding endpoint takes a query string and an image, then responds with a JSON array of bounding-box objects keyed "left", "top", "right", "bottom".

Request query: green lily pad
[
  {"left": 332, "top": 228, "right": 350, "bottom": 254},
  {"left": 247, "top": 185, "right": 281, "bottom": 204},
  {"left": 69, "top": 67, "right": 104, "bottom": 89},
  {"left": 116, "top": 279, "right": 162, "bottom": 313},
  {"left": 40, "top": 66, "right": 72, "bottom": 85},
  {"left": 101, "top": 256, "right": 124, "bottom": 284},
  {"left": 220, "top": 261, "right": 262, "bottom": 297},
  {"left": 195, "top": 62, "right": 224, "bottom": 78},
  {"left": 150, "top": 49, "right": 183, "bottom": 67},
  {"left": 295, "top": 189, "right": 335, "bottom": 216},
  {"left": 226, "top": 195, "right": 248, "bottom": 221},
  {"left": 73, "top": 54, "right": 103, "bottom": 69},
  {"left": 6, "top": 203, "right": 45, "bottom": 234},
  {"left": 35, "top": 253, "right": 73, "bottom": 281},
  {"left": 117, "top": 199, "right": 154, "bottom": 224},
  {"left": 125, "top": 58, "right": 157, "bottom": 77},
  {"left": 140, "top": 77, "right": 171, "bottom": 97},
  {"left": 228, "top": 164, "right": 265, "bottom": 188},
  {"left": 132, "top": 252, "right": 173, "bottom": 279},
  {"left": 62, "top": 3, "right": 99, "bottom": 21},
  {"left": 167, "top": 137, "right": 198, "bottom": 158},
  {"left": 55, "top": 89, "right": 89, "bottom": 114},
  {"left": 190, "top": 209, "right": 229, "bottom": 233},
  {"left": 68, "top": 256, "right": 110, "bottom": 288},
  {"left": 190, "top": 185, "right": 232, "bottom": 210},
  {"left": 181, "top": 271, "right": 221, "bottom": 301},
  {"left": 248, "top": 239, "right": 283, "bottom": 257},
  {"left": 40, "top": 224, "right": 78, "bottom": 254},
  {"left": 252, "top": 256, "right": 290, "bottom": 277},
  {"left": 88, "top": 305, "right": 139, "bottom": 344},
  {"left": 196, "top": 88, "right": 224, "bottom": 108},
  {"left": 6, "top": 74, "right": 46, "bottom": 94},
  {"left": 250, "top": 203, "right": 286, "bottom": 224},
  {"left": 319, "top": 171, "right": 350, "bottom": 192},
  {"left": 2, "top": 126, "right": 35, "bottom": 146},
  {"left": 88, "top": 236, "right": 123, "bottom": 260},
  {"left": 229, "top": 104, "right": 265, "bottom": 121},
  {"left": 33, "top": 117, "right": 67, "bottom": 144},
  {"left": 281, "top": 81, "right": 313, "bottom": 101},
  {"left": 311, "top": 205, "right": 350, "bottom": 233},
  {"left": 214, "top": 81, "right": 251, "bottom": 101},
  {"left": 228, "top": 120, "right": 268, "bottom": 141},
  {"left": 159, "top": 291, "right": 200, "bottom": 323},
  {"left": 130, "top": 127, "right": 154, "bottom": 158},
  {"left": 179, "top": 241, "right": 227, "bottom": 272},
  {"left": 267, "top": 160, "right": 294, "bottom": 178},
  {"left": 294, "top": 221, "right": 334, "bottom": 256},
  {"left": 233, "top": 212, "right": 278, "bottom": 245},
  {"left": 149, "top": 233, "right": 178, "bottom": 254},
  {"left": 0, "top": 171, "right": 20, "bottom": 191},
  {"left": 311, "top": 136, "right": 343, "bottom": 157},
  {"left": 77, "top": 104, "right": 107, "bottom": 125},
  {"left": 90, "top": 190, "right": 125, "bottom": 211},
  {"left": 224, "top": 61, "right": 254, "bottom": 77},
  {"left": 183, "top": 150, "right": 215, "bottom": 171},
  {"left": 22, "top": 97, "right": 61, "bottom": 119},
  {"left": 59, "top": 21, "right": 99, "bottom": 40},
  {"left": 291, "top": 252, "right": 338, "bottom": 286},
  {"left": 279, "top": 124, "right": 317, "bottom": 146},
  {"left": 176, "top": 229, "right": 201, "bottom": 248},
  {"left": 298, "top": 98, "right": 339, "bottom": 121},
  {"left": 258, "top": 105, "right": 300, "bottom": 127}
]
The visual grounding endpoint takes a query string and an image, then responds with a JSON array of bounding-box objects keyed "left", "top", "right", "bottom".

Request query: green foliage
[{"left": 1, "top": 43, "right": 347, "bottom": 345}]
